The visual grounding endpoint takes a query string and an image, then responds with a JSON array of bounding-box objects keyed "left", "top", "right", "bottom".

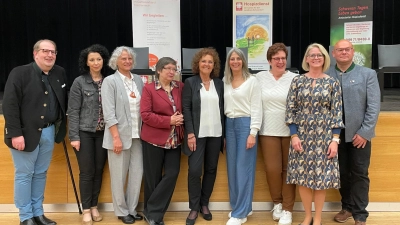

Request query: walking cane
[{"left": 62, "top": 140, "right": 82, "bottom": 214}]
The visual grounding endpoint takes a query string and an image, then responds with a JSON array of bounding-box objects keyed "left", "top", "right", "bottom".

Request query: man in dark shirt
[{"left": 3, "top": 39, "right": 67, "bottom": 225}]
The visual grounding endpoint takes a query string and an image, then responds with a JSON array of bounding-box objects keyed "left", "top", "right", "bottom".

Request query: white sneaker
[
  {"left": 226, "top": 217, "right": 247, "bottom": 225},
  {"left": 278, "top": 210, "right": 292, "bottom": 225},
  {"left": 271, "top": 203, "right": 283, "bottom": 221},
  {"left": 228, "top": 211, "right": 253, "bottom": 218}
]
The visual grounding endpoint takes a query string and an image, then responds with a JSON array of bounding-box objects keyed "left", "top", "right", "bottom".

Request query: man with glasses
[
  {"left": 327, "top": 39, "right": 380, "bottom": 225},
  {"left": 3, "top": 39, "right": 67, "bottom": 225}
]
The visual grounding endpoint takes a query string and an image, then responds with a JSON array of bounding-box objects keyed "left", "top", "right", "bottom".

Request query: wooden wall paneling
[{"left": 1, "top": 112, "right": 399, "bottom": 204}]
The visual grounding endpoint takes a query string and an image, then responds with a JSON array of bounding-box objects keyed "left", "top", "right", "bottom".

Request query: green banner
[{"left": 330, "top": 0, "right": 373, "bottom": 68}]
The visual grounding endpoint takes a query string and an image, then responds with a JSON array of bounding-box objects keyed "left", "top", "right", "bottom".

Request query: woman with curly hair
[
  {"left": 182, "top": 48, "right": 224, "bottom": 225},
  {"left": 67, "top": 44, "right": 110, "bottom": 225}
]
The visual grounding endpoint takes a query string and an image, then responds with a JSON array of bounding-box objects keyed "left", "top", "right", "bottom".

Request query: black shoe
[
  {"left": 186, "top": 210, "right": 198, "bottom": 225},
  {"left": 130, "top": 213, "right": 143, "bottom": 220},
  {"left": 200, "top": 207, "right": 212, "bottom": 221},
  {"left": 20, "top": 218, "right": 38, "bottom": 225},
  {"left": 186, "top": 217, "right": 196, "bottom": 225},
  {"left": 33, "top": 215, "right": 56, "bottom": 225},
  {"left": 144, "top": 215, "right": 158, "bottom": 225},
  {"left": 118, "top": 215, "right": 135, "bottom": 224},
  {"left": 298, "top": 218, "right": 313, "bottom": 225}
]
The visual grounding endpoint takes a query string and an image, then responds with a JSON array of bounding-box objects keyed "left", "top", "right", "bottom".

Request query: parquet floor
[{"left": 0, "top": 211, "right": 398, "bottom": 225}]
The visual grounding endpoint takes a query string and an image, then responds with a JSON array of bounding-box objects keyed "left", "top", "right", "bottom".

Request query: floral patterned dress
[{"left": 285, "top": 74, "right": 344, "bottom": 190}]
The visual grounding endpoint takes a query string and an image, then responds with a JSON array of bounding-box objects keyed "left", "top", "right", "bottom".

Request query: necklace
[
  {"left": 124, "top": 80, "right": 136, "bottom": 98},
  {"left": 202, "top": 79, "right": 211, "bottom": 85}
]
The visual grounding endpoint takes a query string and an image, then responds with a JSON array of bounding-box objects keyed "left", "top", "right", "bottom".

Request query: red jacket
[{"left": 140, "top": 81, "right": 184, "bottom": 146}]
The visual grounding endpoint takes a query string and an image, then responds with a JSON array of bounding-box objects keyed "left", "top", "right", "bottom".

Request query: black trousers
[
  {"left": 142, "top": 141, "right": 181, "bottom": 222},
  {"left": 188, "top": 136, "right": 221, "bottom": 210},
  {"left": 338, "top": 131, "right": 371, "bottom": 222},
  {"left": 74, "top": 130, "right": 107, "bottom": 210}
]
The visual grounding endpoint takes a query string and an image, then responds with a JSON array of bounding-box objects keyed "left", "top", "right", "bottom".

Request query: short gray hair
[
  {"left": 108, "top": 46, "right": 136, "bottom": 70},
  {"left": 155, "top": 57, "right": 176, "bottom": 79},
  {"left": 224, "top": 47, "right": 252, "bottom": 84},
  {"left": 33, "top": 39, "right": 57, "bottom": 52},
  {"left": 33, "top": 39, "right": 57, "bottom": 59}
]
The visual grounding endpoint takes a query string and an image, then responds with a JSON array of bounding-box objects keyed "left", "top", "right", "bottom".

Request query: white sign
[
  {"left": 344, "top": 21, "right": 373, "bottom": 45},
  {"left": 132, "top": 0, "right": 181, "bottom": 71},
  {"left": 233, "top": 0, "right": 273, "bottom": 70}
]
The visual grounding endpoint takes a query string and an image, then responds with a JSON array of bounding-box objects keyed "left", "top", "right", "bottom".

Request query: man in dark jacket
[{"left": 3, "top": 39, "right": 67, "bottom": 225}]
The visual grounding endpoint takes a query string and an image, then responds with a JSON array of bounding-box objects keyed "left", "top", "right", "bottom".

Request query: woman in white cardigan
[
  {"left": 224, "top": 48, "right": 262, "bottom": 225},
  {"left": 256, "top": 43, "right": 297, "bottom": 225}
]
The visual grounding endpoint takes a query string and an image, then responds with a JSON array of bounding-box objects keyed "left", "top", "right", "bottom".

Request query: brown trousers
[{"left": 259, "top": 136, "right": 296, "bottom": 211}]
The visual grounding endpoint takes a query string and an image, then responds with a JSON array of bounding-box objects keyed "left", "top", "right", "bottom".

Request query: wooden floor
[{"left": 1, "top": 211, "right": 399, "bottom": 225}]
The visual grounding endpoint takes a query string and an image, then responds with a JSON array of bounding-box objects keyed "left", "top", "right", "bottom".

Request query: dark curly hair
[
  {"left": 78, "top": 44, "right": 110, "bottom": 75},
  {"left": 191, "top": 47, "right": 221, "bottom": 78},
  {"left": 266, "top": 43, "right": 288, "bottom": 61}
]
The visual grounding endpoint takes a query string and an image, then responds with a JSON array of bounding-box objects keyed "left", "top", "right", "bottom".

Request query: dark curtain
[
  {"left": 373, "top": 0, "right": 400, "bottom": 87},
  {"left": 0, "top": 0, "right": 134, "bottom": 90},
  {"left": 1, "top": 0, "right": 400, "bottom": 91}
]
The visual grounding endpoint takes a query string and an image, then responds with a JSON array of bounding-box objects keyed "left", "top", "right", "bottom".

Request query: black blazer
[
  {"left": 182, "top": 75, "right": 224, "bottom": 156},
  {"left": 3, "top": 62, "right": 68, "bottom": 152}
]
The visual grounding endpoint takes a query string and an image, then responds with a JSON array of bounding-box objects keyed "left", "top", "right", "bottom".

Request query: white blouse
[
  {"left": 256, "top": 70, "right": 297, "bottom": 136},
  {"left": 198, "top": 80, "right": 222, "bottom": 138},
  {"left": 118, "top": 72, "right": 141, "bottom": 138},
  {"left": 224, "top": 75, "right": 262, "bottom": 136}
]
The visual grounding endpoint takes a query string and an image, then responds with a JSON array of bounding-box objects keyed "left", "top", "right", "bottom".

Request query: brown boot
[
  {"left": 355, "top": 221, "right": 366, "bottom": 225},
  {"left": 333, "top": 209, "right": 352, "bottom": 223}
]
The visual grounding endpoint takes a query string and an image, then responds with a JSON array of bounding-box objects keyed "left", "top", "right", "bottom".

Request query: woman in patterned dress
[{"left": 285, "top": 43, "right": 344, "bottom": 225}]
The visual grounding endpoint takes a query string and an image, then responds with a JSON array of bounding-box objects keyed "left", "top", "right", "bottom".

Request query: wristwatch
[{"left": 332, "top": 138, "right": 341, "bottom": 144}]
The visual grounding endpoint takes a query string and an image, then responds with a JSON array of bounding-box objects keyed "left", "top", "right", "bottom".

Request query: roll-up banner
[
  {"left": 132, "top": 0, "right": 181, "bottom": 71},
  {"left": 330, "top": 0, "right": 373, "bottom": 68},
  {"left": 233, "top": 0, "right": 273, "bottom": 70}
]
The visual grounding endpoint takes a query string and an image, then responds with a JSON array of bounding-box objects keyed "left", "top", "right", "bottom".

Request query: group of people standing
[
  {"left": 3, "top": 38, "right": 379, "bottom": 225},
  {"left": 254, "top": 40, "right": 379, "bottom": 225}
]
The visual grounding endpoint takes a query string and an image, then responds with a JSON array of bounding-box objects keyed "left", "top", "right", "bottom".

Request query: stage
[{"left": 0, "top": 89, "right": 399, "bottom": 212}]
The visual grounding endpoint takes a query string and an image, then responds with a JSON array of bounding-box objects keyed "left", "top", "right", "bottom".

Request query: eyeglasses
[
  {"left": 39, "top": 49, "right": 58, "bottom": 55},
  {"left": 271, "top": 57, "right": 287, "bottom": 62},
  {"left": 335, "top": 47, "right": 353, "bottom": 53},
  {"left": 163, "top": 67, "right": 177, "bottom": 72},
  {"left": 307, "top": 54, "right": 324, "bottom": 59}
]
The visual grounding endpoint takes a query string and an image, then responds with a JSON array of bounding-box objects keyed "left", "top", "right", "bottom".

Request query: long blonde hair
[{"left": 224, "top": 48, "right": 252, "bottom": 84}]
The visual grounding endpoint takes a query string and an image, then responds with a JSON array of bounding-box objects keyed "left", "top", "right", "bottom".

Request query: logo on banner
[{"left": 236, "top": 2, "right": 243, "bottom": 11}]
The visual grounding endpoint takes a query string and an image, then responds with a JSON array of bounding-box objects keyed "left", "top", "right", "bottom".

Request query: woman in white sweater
[
  {"left": 224, "top": 48, "right": 262, "bottom": 225},
  {"left": 256, "top": 43, "right": 297, "bottom": 225}
]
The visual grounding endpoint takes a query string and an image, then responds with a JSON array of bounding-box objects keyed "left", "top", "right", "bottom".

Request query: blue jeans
[
  {"left": 10, "top": 125, "right": 55, "bottom": 221},
  {"left": 225, "top": 117, "right": 257, "bottom": 219}
]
